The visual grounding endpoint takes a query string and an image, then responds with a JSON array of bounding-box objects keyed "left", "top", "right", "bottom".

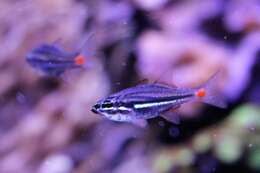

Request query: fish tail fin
[
  {"left": 195, "top": 72, "right": 227, "bottom": 108},
  {"left": 74, "top": 31, "right": 96, "bottom": 68},
  {"left": 75, "top": 54, "right": 86, "bottom": 66}
]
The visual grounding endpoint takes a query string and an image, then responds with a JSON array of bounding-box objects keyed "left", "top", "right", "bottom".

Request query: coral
[
  {"left": 153, "top": 104, "right": 260, "bottom": 173},
  {"left": 0, "top": 0, "right": 259, "bottom": 173}
]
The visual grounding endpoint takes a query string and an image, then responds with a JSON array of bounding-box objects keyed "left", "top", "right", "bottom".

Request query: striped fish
[
  {"left": 26, "top": 34, "right": 94, "bottom": 77},
  {"left": 91, "top": 72, "right": 226, "bottom": 127}
]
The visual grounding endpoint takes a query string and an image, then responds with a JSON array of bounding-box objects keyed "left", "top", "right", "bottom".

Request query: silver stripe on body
[{"left": 133, "top": 99, "right": 177, "bottom": 109}]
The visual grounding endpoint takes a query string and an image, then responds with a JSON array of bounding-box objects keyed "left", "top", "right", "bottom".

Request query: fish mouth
[
  {"left": 91, "top": 103, "right": 101, "bottom": 114},
  {"left": 91, "top": 107, "right": 99, "bottom": 114}
]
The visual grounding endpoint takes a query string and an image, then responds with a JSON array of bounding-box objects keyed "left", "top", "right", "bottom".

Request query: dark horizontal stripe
[
  {"left": 123, "top": 94, "right": 193, "bottom": 108},
  {"left": 27, "top": 58, "right": 74, "bottom": 64},
  {"left": 27, "top": 58, "right": 78, "bottom": 69}
]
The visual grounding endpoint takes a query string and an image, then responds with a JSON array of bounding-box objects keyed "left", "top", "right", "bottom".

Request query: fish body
[
  {"left": 91, "top": 73, "right": 226, "bottom": 127},
  {"left": 26, "top": 42, "right": 86, "bottom": 76}
]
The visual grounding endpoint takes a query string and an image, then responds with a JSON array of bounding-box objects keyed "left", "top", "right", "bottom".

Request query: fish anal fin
[
  {"left": 131, "top": 119, "right": 148, "bottom": 128},
  {"left": 160, "top": 109, "right": 180, "bottom": 124},
  {"left": 168, "top": 105, "right": 181, "bottom": 112}
]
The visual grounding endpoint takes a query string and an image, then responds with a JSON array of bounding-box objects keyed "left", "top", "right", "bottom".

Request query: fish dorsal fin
[
  {"left": 52, "top": 38, "right": 62, "bottom": 45},
  {"left": 135, "top": 78, "right": 177, "bottom": 89},
  {"left": 155, "top": 81, "right": 178, "bottom": 88},
  {"left": 152, "top": 65, "right": 177, "bottom": 87},
  {"left": 136, "top": 79, "right": 150, "bottom": 85},
  {"left": 136, "top": 66, "right": 177, "bottom": 88}
]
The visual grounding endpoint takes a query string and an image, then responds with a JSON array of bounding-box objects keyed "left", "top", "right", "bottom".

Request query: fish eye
[
  {"left": 94, "top": 104, "right": 100, "bottom": 109},
  {"left": 102, "top": 102, "right": 113, "bottom": 108}
]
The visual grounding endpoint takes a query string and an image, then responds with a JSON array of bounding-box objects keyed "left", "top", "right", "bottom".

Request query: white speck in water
[
  {"left": 224, "top": 36, "right": 227, "bottom": 40},
  {"left": 248, "top": 143, "right": 253, "bottom": 148},
  {"left": 249, "top": 126, "right": 255, "bottom": 131}
]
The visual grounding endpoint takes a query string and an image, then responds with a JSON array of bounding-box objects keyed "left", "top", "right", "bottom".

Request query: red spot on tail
[
  {"left": 196, "top": 88, "right": 206, "bottom": 97},
  {"left": 75, "top": 54, "right": 85, "bottom": 65}
]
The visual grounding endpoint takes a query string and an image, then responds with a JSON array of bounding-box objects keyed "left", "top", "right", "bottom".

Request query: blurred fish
[
  {"left": 26, "top": 34, "right": 94, "bottom": 77},
  {"left": 91, "top": 72, "right": 227, "bottom": 127}
]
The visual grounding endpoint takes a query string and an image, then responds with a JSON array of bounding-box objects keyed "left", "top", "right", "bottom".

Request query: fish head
[
  {"left": 91, "top": 96, "right": 133, "bottom": 121},
  {"left": 91, "top": 102, "right": 102, "bottom": 114},
  {"left": 91, "top": 97, "right": 116, "bottom": 115}
]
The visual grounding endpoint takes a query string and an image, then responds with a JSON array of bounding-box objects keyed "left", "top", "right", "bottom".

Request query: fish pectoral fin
[
  {"left": 160, "top": 111, "right": 180, "bottom": 124},
  {"left": 131, "top": 119, "right": 148, "bottom": 128}
]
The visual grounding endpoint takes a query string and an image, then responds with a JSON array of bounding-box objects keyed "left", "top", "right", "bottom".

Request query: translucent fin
[
  {"left": 52, "top": 38, "right": 62, "bottom": 45},
  {"left": 160, "top": 111, "right": 180, "bottom": 124},
  {"left": 77, "top": 31, "right": 95, "bottom": 54},
  {"left": 136, "top": 79, "right": 149, "bottom": 85},
  {"left": 131, "top": 119, "right": 148, "bottom": 128},
  {"left": 156, "top": 82, "right": 177, "bottom": 88},
  {"left": 196, "top": 72, "right": 227, "bottom": 108},
  {"left": 152, "top": 66, "right": 177, "bottom": 88},
  {"left": 73, "top": 31, "right": 96, "bottom": 68}
]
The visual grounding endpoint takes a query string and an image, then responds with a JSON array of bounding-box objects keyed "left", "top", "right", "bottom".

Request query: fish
[
  {"left": 26, "top": 34, "right": 94, "bottom": 77},
  {"left": 91, "top": 72, "right": 227, "bottom": 127}
]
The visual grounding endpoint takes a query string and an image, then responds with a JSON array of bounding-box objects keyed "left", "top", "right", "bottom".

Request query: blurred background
[{"left": 0, "top": 0, "right": 260, "bottom": 173}]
